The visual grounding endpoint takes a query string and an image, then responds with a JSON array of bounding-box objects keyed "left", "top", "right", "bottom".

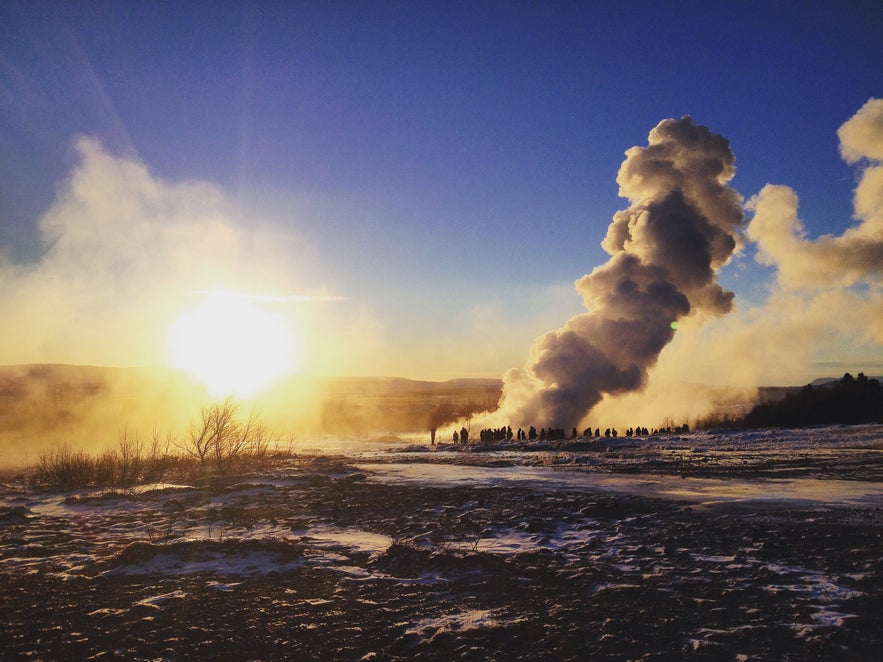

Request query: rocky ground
[{"left": 1, "top": 441, "right": 882, "bottom": 660}]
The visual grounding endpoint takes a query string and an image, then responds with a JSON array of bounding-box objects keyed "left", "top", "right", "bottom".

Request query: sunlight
[{"left": 165, "top": 290, "right": 300, "bottom": 397}]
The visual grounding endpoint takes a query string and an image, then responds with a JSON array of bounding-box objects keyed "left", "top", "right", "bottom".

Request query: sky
[{"left": 1, "top": 1, "right": 881, "bottom": 392}]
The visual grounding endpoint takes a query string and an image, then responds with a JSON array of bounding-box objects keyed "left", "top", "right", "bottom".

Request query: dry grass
[{"left": 30, "top": 402, "right": 281, "bottom": 491}]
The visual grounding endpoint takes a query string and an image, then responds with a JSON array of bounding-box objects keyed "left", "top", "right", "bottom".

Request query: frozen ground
[{"left": 1, "top": 425, "right": 881, "bottom": 659}]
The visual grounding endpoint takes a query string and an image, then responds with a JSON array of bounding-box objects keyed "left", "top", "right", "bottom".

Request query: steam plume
[
  {"left": 589, "top": 97, "right": 883, "bottom": 428},
  {"left": 0, "top": 136, "right": 254, "bottom": 366},
  {"left": 496, "top": 116, "right": 743, "bottom": 428}
]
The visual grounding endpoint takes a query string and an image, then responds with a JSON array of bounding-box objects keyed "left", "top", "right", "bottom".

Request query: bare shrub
[
  {"left": 176, "top": 398, "right": 272, "bottom": 475},
  {"left": 240, "top": 410, "right": 271, "bottom": 465},
  {"left": 36, "top": 442, "right": 94, "bottom": 490},
  {"left": 177, "top": 404, "right": 219, "bottom": 466},
  {"left": 116, "top": 429, "right": 144, "bottom": 485},
  {"left": 93, "top": 448, "right": 119, "bottom": 487},
  {"left": 143, "top": 427, "right": 174, "bottom": 482}
]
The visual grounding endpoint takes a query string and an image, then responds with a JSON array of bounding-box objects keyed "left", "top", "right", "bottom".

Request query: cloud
[
  {"left": 0, "top": 137, "right": 318, "bottom": 366},
  {"left": 489, "top": 116, "right": 744, "bottom": 428},
  {"left": 738, "top": 98, "right": 883, "bottom": 361},
  {"left": 747, "top": 98, "right": 883, "bottom": 291},
  {"left": 838, "top": 98, "right": 883, "bottom": 163}
]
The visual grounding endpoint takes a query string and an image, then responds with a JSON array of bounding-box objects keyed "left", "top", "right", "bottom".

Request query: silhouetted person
[
  {"left": 453, "top": 431, "right": 459, "bottom": 444},
  {"left": 460, "top": 427, "right": 469, "bottom": 445},
  {"left": 430, "top": 427, "right": 436, "bottom": 445}
]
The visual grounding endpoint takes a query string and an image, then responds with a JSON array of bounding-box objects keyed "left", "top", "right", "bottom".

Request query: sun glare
[{"left": 166, "top": 291, "right": 300, "bottom": 397}]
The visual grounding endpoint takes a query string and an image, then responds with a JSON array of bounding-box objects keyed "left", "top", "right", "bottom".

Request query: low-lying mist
[
  {"left": 0, "top": 365, "right": 501, "bottom": 469},
  {"left": 0, "top": 362, "right": 785, "bottom": 470}
]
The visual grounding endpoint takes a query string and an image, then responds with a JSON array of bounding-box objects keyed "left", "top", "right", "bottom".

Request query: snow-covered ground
[
  {"left": 356, "top": 462, "right": 883, "bottom": 507},
  {"left": 1, "top": 424, "right": 881, "bottom": 659}
]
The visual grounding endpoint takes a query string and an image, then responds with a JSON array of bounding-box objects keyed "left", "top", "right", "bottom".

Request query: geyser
[{"left": 495, "top": 116, "right": 744, "bottom": 428}]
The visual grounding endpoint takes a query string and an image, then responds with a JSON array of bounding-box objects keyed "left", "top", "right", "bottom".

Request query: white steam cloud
[
  {"left": 0, "top": 137, "right": 355, "bottom": 370},
  {"left": 748, "top": 98, "right": 883, "bottom": 291},
  {"left": 0, "top": 137, "right": 269, "bottom": 366},
  {"left": 742, "top": 97, "right": 883, "bottom": 345},
  {"left": 488, "top": 98, "right": 883, "bottom": 432},
  {"left": 495, "top": 117, "right": 744, "bottom": 428}
]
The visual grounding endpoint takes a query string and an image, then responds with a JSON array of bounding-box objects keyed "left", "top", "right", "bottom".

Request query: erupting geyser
[{"left": 495, "top": 116, "right": 744, "bottom": 428}]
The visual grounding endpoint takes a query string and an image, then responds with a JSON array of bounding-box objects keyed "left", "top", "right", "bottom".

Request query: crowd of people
[{"left": 434, "top": 422, "right": 690, "bottom": 445}]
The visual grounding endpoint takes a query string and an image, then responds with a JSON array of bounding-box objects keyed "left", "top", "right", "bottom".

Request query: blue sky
[{"left": 1, "top": 1, "right": 881, "bottom": 382}]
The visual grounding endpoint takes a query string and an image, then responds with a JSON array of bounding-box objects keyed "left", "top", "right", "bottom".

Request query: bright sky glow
[
  {"left": 0, "top": 3, "right": 881, "bottom": 384},
  {"left": 166, "top": 291, "right": 300, "bottom": 397}
]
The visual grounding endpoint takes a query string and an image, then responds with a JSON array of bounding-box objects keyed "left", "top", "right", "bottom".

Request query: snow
[
  {"left": 105, "top": 547, "right": 305, "bottom": 577},
  {"left": 354, "top": 462, "right": 883, "bottom": 507},
  {"left": 133, "top": 590, "right": 188, "bottom": 609},
  {"left": 300, "top": 525, "right": 393, "bottom": 556},
  {"left": 1, "top": 422, "right": 880, "bottom": 658},
  {"left": 404, "top": 609, "right": 525, "bottom": 642}
]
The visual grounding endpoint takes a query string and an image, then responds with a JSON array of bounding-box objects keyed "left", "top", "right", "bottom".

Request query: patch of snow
[
  {"left": 131, "top": 483, "right": 196, "bottom": 494},
  {"left": 206, "top": 580, "right": 241, "bottom": 591},
  {"left": 133, "top": 590, "right": 188, "bottom": 609},
  {"left": 301, "top": 525, "right": 393, "bottom": 555},
  {"left": 87, "top": 607, "right": 128, "bottom": 617},
  {"left": 691, "top": 554, "right": 736, "bottom": 563},
  {"left": 331, "top": 565, "right": 372, "bottom": 578},
  {"left": 106, "top": 549, "right": 305, "bottom": 577},
  {"left": 810, "top": 606, "right": 857, "bottom": 627},
  {"left": 763, "top": 563, "right": 863, "bottom": 602},
  {"left": 405, "top": 609, "right": 523, "bottom": 641}
]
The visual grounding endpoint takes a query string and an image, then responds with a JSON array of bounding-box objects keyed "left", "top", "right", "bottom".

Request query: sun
[{"left": 166, "top": 290, "right": 300, "bottom": 398}]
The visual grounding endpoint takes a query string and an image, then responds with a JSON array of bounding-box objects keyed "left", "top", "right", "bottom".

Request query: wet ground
[{"left": 1, "top": 427, "right": 882, "bottom": 660}]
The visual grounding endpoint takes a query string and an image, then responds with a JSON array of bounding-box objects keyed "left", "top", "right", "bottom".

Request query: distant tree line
[{"left": 739, "top": 373, "right": 883, "bottom": 428}]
